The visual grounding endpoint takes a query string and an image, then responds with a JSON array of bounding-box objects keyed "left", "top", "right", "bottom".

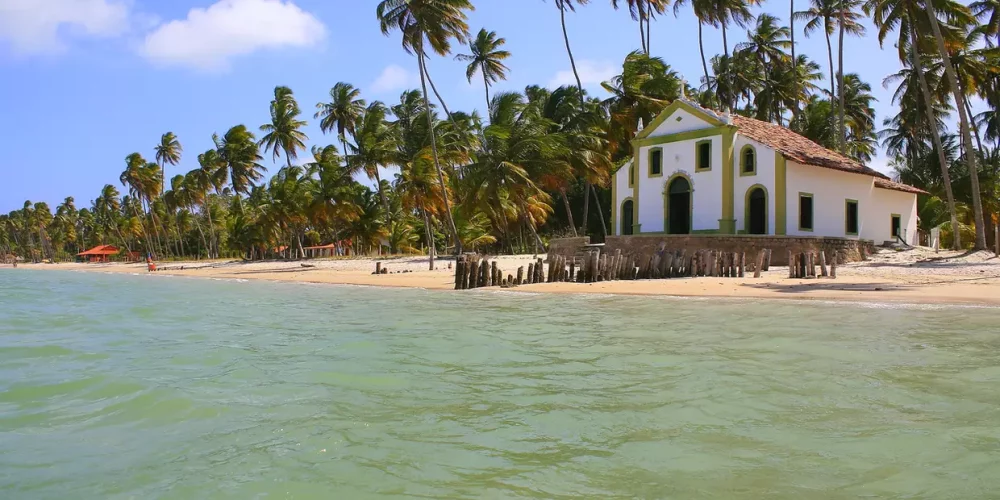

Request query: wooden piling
[
  {"left": 787, "top": 251, "right": 794, "bottom": 278},
  {"left": 516, "top": 266, "right": 524, "bottom": 286},
  {"left": 375, "top": 262, "right": 382, "bottom": 275},
  {"left": 830, "top": 254, "right": 838, "bottom": 278},
  {"left": 470, "top": 259, "right": 481, "bottom": 288},
  {"left": 454, "top": 257, "right": 464, "bottom": 290},
  {"left": 738, "top": 252, "right": 745, "bottom": 278},
  {"left": 754, "top": 250, "right": 764, "bottom": 278},
  {"left": 763, "top": 249, "right": 771, "bottom": 271},
  {"left": 819, "top": 251, "right": 828, "bottom": 277}
]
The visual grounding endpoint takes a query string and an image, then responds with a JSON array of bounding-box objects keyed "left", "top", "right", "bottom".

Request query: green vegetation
[{"left": 3, "top": 0, "right": 1000, "bottom": 264}]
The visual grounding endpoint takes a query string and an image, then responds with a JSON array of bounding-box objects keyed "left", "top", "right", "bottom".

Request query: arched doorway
[
  {"left": 747, "top": 186, "right": 767, "bottom": 234},
  {"left": 666, "top": 176, "right": 691, "bottom": 234},
  {"left": 621, "top": 199, "right": 634, "bottom": 235}
]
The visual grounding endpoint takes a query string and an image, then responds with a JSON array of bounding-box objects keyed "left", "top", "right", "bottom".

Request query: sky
[{"left": 0, "top": 0, "right": 925, "bottom": 213}]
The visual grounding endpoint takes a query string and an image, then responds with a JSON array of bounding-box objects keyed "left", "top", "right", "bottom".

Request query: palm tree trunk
[
  {"left": 837, "top": 10, "right": 847, "bottom": 154},
  {"left": 722, "top": 23, "right": 729, "bottom": 57},
  {"left": 421, "top": 205, "right": 435, "bottom": 270},
  {"left": 591, "top": 184, "right": 608, "bottom": 238},
  {"left": 909, "top": 24, "right": 961, "bottom": 250},
  {"left": 825, "top": 26, "right": 836, "bottom": 136},
  {"left": 790, "top": 0, "right": 798, "bottom": 124},
  {"left": 559, "top": 3, "right": 592, "bottom": 236},
  {"left": 417, "top": 50, "right": 462, "bottom": 255},
  {"left": 638, "top": 16, "right": 647, "bottom": 54},
  {"left": 560, "top": 187, "right": 578, "bottom": 237},
  {"left": 646, "top": 0, "right": 652, "bottom": 53},
  {"left": 483, "top": 64, "right": 491, "bottom": 114},
  {"left": 923, "top": 2, "right": 988, "bottom": 249},
  {"left": 191, "top": 205, "right": 209, "bottom": 258},
  {"left": 522, "top": 205, "right": 545, "bottom": 255},
  {"left": 698, "top": 22, "right": 711, "bottom": 100},
  {"left": 203, "top": 200, "right": 217, "bottom": 259}
]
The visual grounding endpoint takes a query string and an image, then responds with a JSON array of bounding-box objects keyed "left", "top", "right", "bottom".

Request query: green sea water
[{"left": 2, "top": 269, "right": 1000, "bottom": 499}]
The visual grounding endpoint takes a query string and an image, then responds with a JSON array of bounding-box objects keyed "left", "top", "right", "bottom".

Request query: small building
[
  {"left": 613, "top": 99, "right": 926, "bottom": 244},
  {"left": 303, "top": 242, "right": 351, "bottom": 258},
  {"left": 77, "top": 245, "right": 120, "bottom": 263}
]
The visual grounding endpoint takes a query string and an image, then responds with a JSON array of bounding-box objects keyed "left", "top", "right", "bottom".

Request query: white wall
[
  {"left": 636, "top": 135, "right": 723, "bottom": 232},
  {"left": 614, "top": 160, "right": 634, "bottom": 235},
  {"left": 733, "top": 136, "right": 776, "bottom": 234},
  {"left": 870, "top": 188, "right": 919, "bottom": 245},
  {"left": 649, "top": 108, "right": 714, "bottom": 135}
]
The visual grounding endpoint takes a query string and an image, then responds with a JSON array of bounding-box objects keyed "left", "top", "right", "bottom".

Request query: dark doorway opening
[
  {"left": 748, "top": 188, "right": 767, "bottom": 234},
  {"left": 667, "top": 177, "right": 691, "bottom": 234},
  {"left": 622, "top": 200, "right": 634, "bottom": 235}
]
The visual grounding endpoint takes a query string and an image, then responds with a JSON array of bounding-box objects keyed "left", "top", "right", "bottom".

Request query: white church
[{"left": 612, "top": 99, "right": 925, "bottom": 244}]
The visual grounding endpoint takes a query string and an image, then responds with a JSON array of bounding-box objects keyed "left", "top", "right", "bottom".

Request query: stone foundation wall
[{"left": 547, "top": 235, "right": 874, "bottom": 266}]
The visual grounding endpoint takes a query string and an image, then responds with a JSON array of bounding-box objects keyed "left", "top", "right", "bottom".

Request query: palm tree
[
  {"left": 315, "top": 82, "right": 366, "bottom": 156},
  {"left": 602, "top": 51, "right": 681, "bottom": 153},
  {"left": 835, "top": 0, "right": 866, "bottom": 154},
  {"left": 921, "top": 0, "right": 988, "bottom": 248},
  {"left": 377, "top": 0, "right": 473, "bottom": 255},
  {"left": 971, "top": 0, "right": 1000, "bottom": 45},
  {"left": 155, "top": 132, "right": 182, "bottom": 197},
  {"left": 260, "top": 86, "right": 309, "bottom": 169},
  {"left": 215, "top": 124, "right": 266, "bottom": 200},
  {"left": 674, "top": 0, "right": 720, "bottom": 101},
  {"left": 611, "top": 0, "right": 669, "bottom": 53},
  {"left": 839, "top": 73, "right": 878, "bottom": 161},
  {"left": 347, "top": 102, "right": 396, "bottom": 224},
  {"left": 796, "top": 0, "right": 838, "bottom": 126},
  {"left": 867, "top": 0, "right": 962, "bottom": 247},
  {"left": 455, "top": 28, "right": 512, "bottom": 112}
]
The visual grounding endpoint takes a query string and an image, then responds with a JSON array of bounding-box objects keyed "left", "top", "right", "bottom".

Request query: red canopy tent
[{"left": 77, "top": 245, "right": 120, "bottom": 263}]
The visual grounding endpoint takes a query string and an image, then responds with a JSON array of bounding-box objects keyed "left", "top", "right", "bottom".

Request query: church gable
[{"left": 635, "top": 99, "right": 726, "bottom": 140}]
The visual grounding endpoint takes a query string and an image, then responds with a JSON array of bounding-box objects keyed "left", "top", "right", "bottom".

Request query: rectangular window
[
  {"left": 649, "top": 149, "right": 662, "bottom": 177},
  {"left": 845, "top": 200, "right": 859, "bottom": 235},
  {"left": 891, "top": 214, "right": 901, "bottom": 238},
  {"left": 628, "top": 163, "right": 634, "bottom": 187},
  {"left": 799, "top": 193, "right": 813, "bottom": 231},
  {"left": 696, "top": 141, "right": 711, "bottom": 171}
]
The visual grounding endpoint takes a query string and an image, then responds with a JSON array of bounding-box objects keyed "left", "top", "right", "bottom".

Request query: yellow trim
[
  {"left": 845, "top": 199, "right": 859, "bottom": 236},
  {"left": 648, "top": 147, "right": 663, "bottom": 177},
  {"left": 633, "top": 145, "right": 640, "bottom": 233},
  {"left": 739, "top": 144, "right": 757, "bottom": 177},
  {"left": 611, "top": 162, "right": 618, "bottom": 235},
  {"left": 620, "top": 197, "right": 636, "bottom": 235},
  {"left": 743, "top": 184, "right": 768, "bottom": 234},
  {"left": 798, "top": 192, "right": 814, "bottom": 232},
  {"left": 633, "top": 126, "right": 726, "bottom": 148},
  {"left": 628, "top": 162, "right": 635, "bottom": 187},
  {"left": 634, "top": 100, "right": 726, "bottom": 140},
  {"left": 694, "top": 139, "right": 712, "bottom": 172},
  {"left": 890, "top": 213, "right": 902, "bottom": 238},
  {"left": 720, "top": 127, "right": 736, "bottom": 233},
  {"left": 663, "top": 172, "right": 694, "bottom": 234},
  {"left": 775, "top": 154, "right": 787, "bottom": 235}
]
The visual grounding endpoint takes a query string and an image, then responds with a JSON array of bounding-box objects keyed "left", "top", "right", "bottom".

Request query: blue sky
[{"left": 0, "top": 0, "right": 916, "bottom": 213}]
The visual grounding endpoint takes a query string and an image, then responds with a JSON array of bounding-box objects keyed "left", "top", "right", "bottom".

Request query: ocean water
[{"left": 1, "top": 270, "right": 1000, "bottom": 499}]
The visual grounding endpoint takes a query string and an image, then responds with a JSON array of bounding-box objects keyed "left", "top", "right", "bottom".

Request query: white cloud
[
  {"left": 548, "top": 60, "right": 616, "bottom": 89},
  {"left": 370, "top": 64, "right": 416, "bottom": 94},
  {"left": 140, "top": 0, "right": 325, "bottom": 71},
  {"left": 0, "top": 0, "right": 130, "bottom": 54}
]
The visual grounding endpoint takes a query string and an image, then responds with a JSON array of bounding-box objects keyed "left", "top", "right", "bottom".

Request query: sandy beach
[{"left": 15, "top": 247, "right": 1000, "bottom": 306}]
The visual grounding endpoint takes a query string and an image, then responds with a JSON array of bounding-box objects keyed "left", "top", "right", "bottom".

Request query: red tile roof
[
  {"left": 730, "top": 114, "right": 888, "bottom": 178},
  {"left": 874, "top": 178, "right": 929, "bottom": 195}
]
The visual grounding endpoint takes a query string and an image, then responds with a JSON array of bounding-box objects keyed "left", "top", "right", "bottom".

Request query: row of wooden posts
[
  {"left": 788, "top": 250, "right": 839, "bottom": 279},
  {"left": 454, "top": 247, "right": 786, "bottom": 290}
]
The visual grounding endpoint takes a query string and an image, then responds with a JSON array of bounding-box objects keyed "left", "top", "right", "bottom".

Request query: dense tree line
[{"left": 4, "top": 0, "right": 1000, "bottom": 265}]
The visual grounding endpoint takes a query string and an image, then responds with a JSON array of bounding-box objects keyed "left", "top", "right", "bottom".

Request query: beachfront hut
[
  {"left": 304, "top": 241, "right": 352, "bottom": 258},
  {"left": 77, "top": 245, "right": 120, "bottom": 263}
]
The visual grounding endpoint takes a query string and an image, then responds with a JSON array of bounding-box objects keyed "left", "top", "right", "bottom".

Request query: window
[
  {"left": 799, "top": 193, "right": 813, "bottom": 231},
  {"left": 696, "top": 140, "right": 712, "bottom": 171},
  {"left": 740, "top": 145, "right": 756, "bottom": 175},
  {"left": 845, "top": 199, "right": 859, "bottom": 235},
  {"left": 649, "top": 148, "right": 663, "bottom": 177},
  {"left": 628, "top": 163, "right": 634, "bottom": 187},
  {"left": 891, "top": 214, "right": 901, "bottom": 238}
]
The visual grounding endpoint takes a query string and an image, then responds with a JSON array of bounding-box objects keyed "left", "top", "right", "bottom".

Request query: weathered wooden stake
[
  {"left": 516, "top": 266, "right": 524, "bottom": 286},
  {"left": 470, "top": 259, "right": 481, "bottom": 288},
  {"left": 819, "top": 251, "right": 828, "bottom": 277},
  {"left": 830, "top": 254, "right": 838, "bottom": 278},
  {"left": 754, "top": 250, "right": 764, "bottom": 278},
  {"left": 763, "top": 249, "right": 771, "bottom": 271},
  {"left": 738, "top": 252, "right": 745, "bottom": 278},
  {"left": 787, "top": 251, "right": 794, "bottom": 278},
  {"left": 569, "top": 259, "right": 576, "bottom": 282},
  {"left": 454, "top": 257, "right": 464, "bottom": 290}
]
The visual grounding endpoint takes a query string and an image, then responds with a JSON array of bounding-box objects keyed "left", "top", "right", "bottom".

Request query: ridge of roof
[{"left": 875, "top": 178, "right": 929, "bottom": 195}]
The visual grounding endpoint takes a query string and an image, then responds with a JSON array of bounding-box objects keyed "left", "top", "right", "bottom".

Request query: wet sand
[{"left": 16, "top": 248, "right": 1000, "bottom": 307}]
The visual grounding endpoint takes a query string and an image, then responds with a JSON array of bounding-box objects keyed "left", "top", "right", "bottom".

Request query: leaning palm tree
[
  {"left": 377, "top": 0, "right": 473, "bottom": 255},
  {"left": 796, "top": 0, "right": 839, "bottom": 126},
  {"left": 921, "top": 0, "right": 988, "bottom": 248},
  {"left": 674, "top": 0, "right": 719, "bottom": 103},
  {"left": 155, "top": 132, "right": 182, "bottom": 197},
  {"left": 215, "top": 125, "right": 266, "bottom": 201},
  {"left": 455, "top": 28, "right": 512, "bottom": 112},
  {"left": 315, "top": 82, "right": 367, "bottom": 156},
  {"left": 348, "top": 102, "right": 397, "bottom": 222},
  {"left": 611, "top": 0, "right": 669, "bottom": 53},
  {"left": 867, "top": 0, "right": 962, "bottom": 247},
  {"left": 260, "top": 86, "right": 309, "bottom": 169},
  {"left": 835, "top": 0, "right": 866, "bottom": 153}
]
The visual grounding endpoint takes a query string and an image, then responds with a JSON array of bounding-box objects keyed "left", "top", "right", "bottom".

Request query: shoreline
[{"left": 11, "top": 249, "right": 1000, "bottom": 307}]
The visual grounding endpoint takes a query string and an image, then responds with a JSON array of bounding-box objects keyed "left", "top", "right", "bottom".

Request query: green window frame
[
  {"left": 739, "top": 145, "right": 756, "bottom": 176},
  {"left": 798, "top": 192, "right": 814, "bottom": 232},
  {"left": 845, "top": 199, "right": 859, "bottom": 235},
  {"left": 648, "top": 148, "right": 663, "bottom": 177},
  {"left": 628, "top": 162, "right": 635, "bottom": 187},
  {"left": 695, "top": 140, "right": 712, "bottom": 172},
  {"left": 891, "top": 213, "right": 901, "bottom": 238}
]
